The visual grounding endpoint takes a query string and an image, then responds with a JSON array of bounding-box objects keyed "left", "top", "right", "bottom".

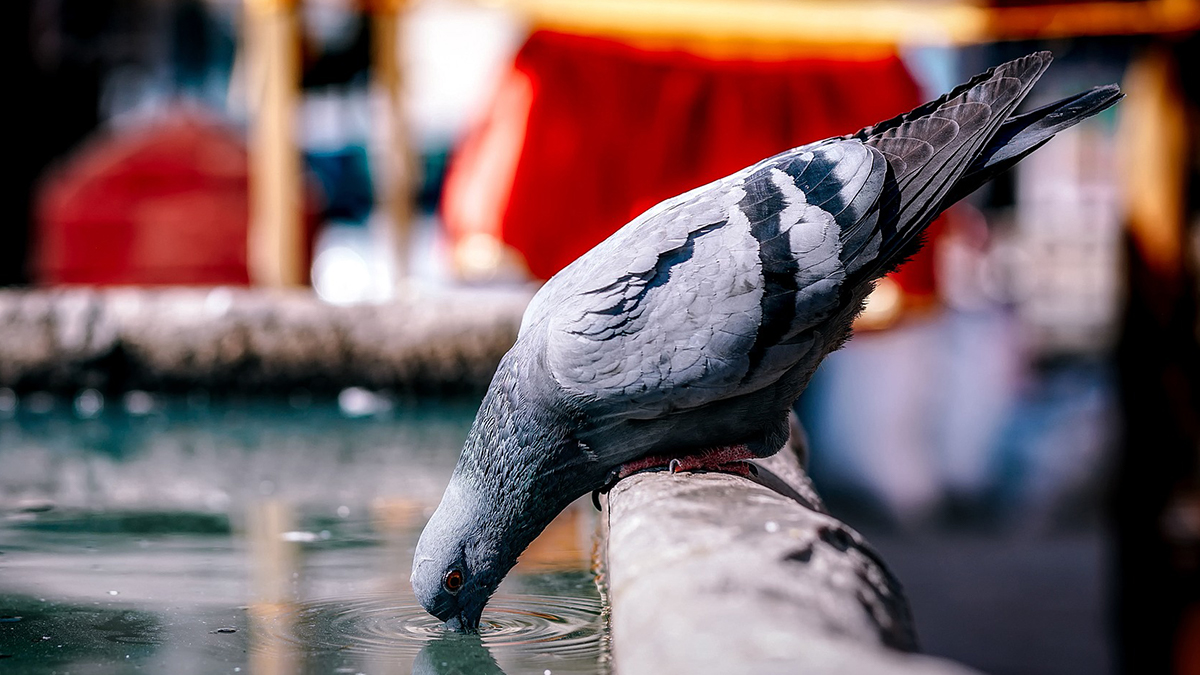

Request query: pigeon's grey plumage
[{"left": 412, "top": 52, "right": 1121, "bottom": 630}]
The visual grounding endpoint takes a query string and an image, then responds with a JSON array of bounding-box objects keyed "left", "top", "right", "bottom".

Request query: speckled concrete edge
[
  {"left": 0, "top": 285, "right": 534, "bottom": 395},
  {"left": 602, "top": 443, "right": 985, "bottom": 675}
]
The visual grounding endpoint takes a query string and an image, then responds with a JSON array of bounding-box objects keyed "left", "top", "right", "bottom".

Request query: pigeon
[{"left": 412, "top": 52, "right": 1121, "bottom": 631}]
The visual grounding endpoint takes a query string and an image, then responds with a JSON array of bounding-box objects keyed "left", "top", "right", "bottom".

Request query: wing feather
[{"left": 523, "top": 139, "right": 887, "bottom": 421}]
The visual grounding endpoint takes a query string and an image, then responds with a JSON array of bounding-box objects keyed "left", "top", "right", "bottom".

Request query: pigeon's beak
[
  {"left": 444, "top": 611, "right": 480, "bottom": 634},
  {"left": 420, "top": 589, "right": 464, "bottom": 626}
]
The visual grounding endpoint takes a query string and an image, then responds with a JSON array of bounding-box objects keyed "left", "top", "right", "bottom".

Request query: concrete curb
[
  {"left": 0, "top": 286, "right": 533, "bottom": 394},
  {"left": 603, "top": 445, "right": 983, "bottom": 675}
]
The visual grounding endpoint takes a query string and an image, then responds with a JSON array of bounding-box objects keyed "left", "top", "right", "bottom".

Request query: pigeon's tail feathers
[
  {"left": 852, "top": 51, "right": 1048, "bottom": 142},
  {"left": 942, "top": 84, "right": 1123, "bottom": 205},
  {"left": 851, "top": 51, "right": 1053, "bottom": 280}
]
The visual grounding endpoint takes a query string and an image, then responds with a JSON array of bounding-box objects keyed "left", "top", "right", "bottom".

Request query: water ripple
[{"left": 251, "top": 592, "right": 602, "bottom": 660}]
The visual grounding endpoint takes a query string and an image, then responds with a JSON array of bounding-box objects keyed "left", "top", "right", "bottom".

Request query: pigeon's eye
[{"left": 443, "top": 569, "right": 464, "bottom": 594}]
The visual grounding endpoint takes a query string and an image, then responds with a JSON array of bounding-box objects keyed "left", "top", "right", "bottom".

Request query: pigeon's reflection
[{"left": 411, "top": 631, "right": 507, "bottom": 675}]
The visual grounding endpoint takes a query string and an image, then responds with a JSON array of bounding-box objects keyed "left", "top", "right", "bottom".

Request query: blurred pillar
[
  {"left": 370, "top": 0, "right": 417, "bottom": 284},
  {"left": 247, "top": 500, "right": 300, "bottom": 675},
  {"left": 1112, "top": 40, "right": 1200, "bottom": 675},
  {"left": 245, "top": 0, "right": 305, "bottom": 286}
]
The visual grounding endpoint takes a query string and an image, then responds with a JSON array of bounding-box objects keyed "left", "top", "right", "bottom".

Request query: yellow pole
[
  {"left": 1120, "top": 47, "right": 1189, "bottom": 294},
  {"left": 371, "top": 0, "right": 417, "bottom": 284},
  {"left": 245, "top": 0, "right": 305, "bottom": 287},
  {"left": 490, "top": 0, "right": 1200, "bottom": 48}
]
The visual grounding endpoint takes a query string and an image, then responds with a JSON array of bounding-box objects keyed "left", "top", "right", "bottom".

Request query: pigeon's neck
[{"left": 453, "top": 354, "right": 583, "bottom": 570}]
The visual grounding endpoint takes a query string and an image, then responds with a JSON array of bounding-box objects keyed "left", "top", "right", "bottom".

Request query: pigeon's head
[
  {"left": 412, "top": 356, "right": 582, "bottom": 632},
  {"left": 410, "top": 477, "right": 503, "bottom": 632}
]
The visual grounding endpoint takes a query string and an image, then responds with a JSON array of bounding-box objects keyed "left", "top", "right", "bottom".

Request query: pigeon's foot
[
  {"left": 619, "top": 444, "right": 756, "bottom": 479},
  {"left": 592, "top": 445, "right": 757, "bottom": 509}
]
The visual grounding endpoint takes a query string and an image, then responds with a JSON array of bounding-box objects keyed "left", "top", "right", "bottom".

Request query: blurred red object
[
  {"left": 35, "top": 111, "right": 313, "bottom": 286},
  {"left": 443, "top": 30, "right": 938, "bottom": 299}
]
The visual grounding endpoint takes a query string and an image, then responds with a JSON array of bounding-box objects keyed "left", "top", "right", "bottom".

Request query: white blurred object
[
  {"left": 337, "top": 387, "right": 392, "bottom": 417},
  {"left": 302, "top": 89, "right": 373, "bottom": 153},
  {"left": 936, "top": 205, "right": 998, "bottom": 313},
  {"left": 75, "top": 389, "right": 105, "bottom": 419},
  {"left": 124, "top": 390, "right": 157, "bottom": 416},
  {"left": 205, "top": 288, "right": 234, "bottom": 317},
  {"left": 313, "top": 244, "right": 373, "bottom": 304},
  {"left": 312, "top": 223, "right": 396, "bottom": 304},
  {"left": 1012, "top": 114, "right": 1123, "bottom": 356},
  {"left": 403, "top": 0, "right": 527, "bottom": 147}
]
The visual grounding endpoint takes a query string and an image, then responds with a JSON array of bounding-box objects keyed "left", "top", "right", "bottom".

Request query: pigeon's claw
[
  {"left": 592, "top": 446, "right": 755, "bottom": 510},
  {"left": 625, "top": 445, "right": 757, "bottom": 479},
  {"left": 592, "top": 467, "right": 622, "bottom": 510}
]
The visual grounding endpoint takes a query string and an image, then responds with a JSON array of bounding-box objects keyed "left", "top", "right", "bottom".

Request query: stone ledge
[
  {"left": 604, "top": 443, "right": 982, "bottom": 675},
  {"left": 0, "top": 286, "right": 533, "bottom": 394}
]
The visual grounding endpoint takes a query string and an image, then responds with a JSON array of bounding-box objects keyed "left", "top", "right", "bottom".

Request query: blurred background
[{"left": 0, "top": 1, "right": 1198, "bottom": 674}]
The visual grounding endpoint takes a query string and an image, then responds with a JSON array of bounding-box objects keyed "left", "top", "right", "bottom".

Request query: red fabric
[
  {"left": 443, "top": 31, "right": 939, "bottom": 296},
  {"left": 35, "top": 112, "right": 313, "bottom": 286}
]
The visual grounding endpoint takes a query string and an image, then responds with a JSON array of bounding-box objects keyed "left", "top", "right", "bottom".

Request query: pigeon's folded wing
[{"left": 528, "top": 139, "right": 888, "bottom": 420}]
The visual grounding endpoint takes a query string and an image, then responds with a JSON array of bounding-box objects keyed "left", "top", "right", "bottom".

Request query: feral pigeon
[{"left": 412, "top": 52, "right": 1121, "bottom": 630}]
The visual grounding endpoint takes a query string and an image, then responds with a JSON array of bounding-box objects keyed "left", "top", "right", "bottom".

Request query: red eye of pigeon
[{"left": 443, "top": 569, "right": 464, "bottom": 594}]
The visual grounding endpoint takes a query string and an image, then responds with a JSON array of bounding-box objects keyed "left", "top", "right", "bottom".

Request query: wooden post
[
  {"left": 371, "top": 0, "right": 417, "bottom": 284},
  {"left": 244, "top": 0, "right": 305, "bottom": 287}
]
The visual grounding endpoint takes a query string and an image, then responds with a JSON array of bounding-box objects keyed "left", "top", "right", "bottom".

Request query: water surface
[{"left": 0, "top": 395, "right": 607, "bottom": 674}]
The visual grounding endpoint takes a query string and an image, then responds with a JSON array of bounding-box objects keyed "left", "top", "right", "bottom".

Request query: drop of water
[
  {"left": 123, "top": 391, "right": 155, "bottom": 415},
  {"left": 74, "top": 389, "right": 104, "bottom": 418}
]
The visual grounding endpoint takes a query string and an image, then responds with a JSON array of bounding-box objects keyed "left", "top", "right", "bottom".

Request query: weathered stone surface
[
  {"left": 0, "top": 286, "right": 532, "bottom": 394},
  {"left": 604, "top": 444, "right": 982, "bottom": 675}
]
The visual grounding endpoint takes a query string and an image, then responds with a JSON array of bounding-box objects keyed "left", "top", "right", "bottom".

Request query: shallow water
[{"left": 0, "top": 395, "right": 607, "bottom": 674}]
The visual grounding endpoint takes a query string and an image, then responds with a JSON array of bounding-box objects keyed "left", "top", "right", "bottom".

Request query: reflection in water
[
  {"left": 250, "top": 592, "right": 602, "bottom": 660},
  {"left": 0, "top": 597, "right": 161, "bottom": 667},
  {"left": 0, "top": 399, "right": 607, "bottom": 674},
  {"left": 248, "top": 500, "right": 300, "bottom": 675},
  {"left": 413, "top": 632, "right": 505, "bottom": 675}
]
